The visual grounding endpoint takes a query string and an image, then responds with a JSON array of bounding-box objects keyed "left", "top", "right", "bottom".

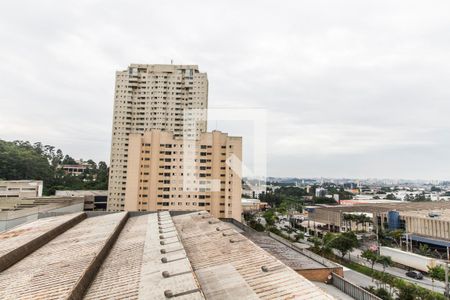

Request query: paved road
[
  {"left": 350, "top": 248, "right": 446, "bottom": 294},
  {"left": 342, "top": 267, "right": 375, "bottom": 289},
  {"left": 276, "top": 225, "right": 447, "bottom": 294}
]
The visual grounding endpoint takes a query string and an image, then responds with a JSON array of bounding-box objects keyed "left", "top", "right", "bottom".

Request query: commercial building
[
  {"left": 379, "top": 208, "right": 450, "bottom": 247},
  {"left": 0, "top": 180, "right": 43, "bottom": 199},
  {"left": 55, "top": 190, "right": 108, "bottom": 211},
  {"left": 124, "top": 130, "right": 242, "bottom": 220},
  {"left": 108, "top": 64, "right": 208, "bottom": 211},
  {"left": 0, "top": 211, "right": 334, "bottom": 299},
  {"left": 308, "top": 201, "right": 450, "bottom": 233}
]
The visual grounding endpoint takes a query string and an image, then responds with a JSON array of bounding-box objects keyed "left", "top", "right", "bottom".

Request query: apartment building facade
[
  {"left": 108, "top": 64, "right": 208, "bottom": 211},
  {"left": 124, "top": 130, "right": 242, "bottom": 220}
]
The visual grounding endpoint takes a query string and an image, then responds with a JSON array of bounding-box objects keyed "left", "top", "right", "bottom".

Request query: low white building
[{"left": 0, "top": 180, "right": 43, "bottom": 200}]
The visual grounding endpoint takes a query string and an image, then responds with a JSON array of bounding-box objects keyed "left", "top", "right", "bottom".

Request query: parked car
[{"left": 405, "top": 270, "right": 423, "bottom": 279}]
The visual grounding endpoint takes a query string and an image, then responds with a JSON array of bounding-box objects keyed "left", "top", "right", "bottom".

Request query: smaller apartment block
[
  {"left": 0, "top": 180, "right": 43, "bottom": 199},
  {"left": 124, "top": 130, "right": 242, "bottom": 220}
]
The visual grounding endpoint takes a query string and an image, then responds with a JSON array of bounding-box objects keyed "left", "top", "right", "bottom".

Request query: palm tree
[
  {"left": 343, "top": 214, "right": 355, "bottom": 232},
  {"left": 362, "top": 214, "right": 372, "bottom": 232},
  {"left": 354, "top": 214, "right": 372, "bottom": 232},
  {"left": 418, "top": 244, "right": 430, "bottom": 256},
  {"left": 376, "top": 255, "right": 393, "bottom": 289},
  {"left": 344, "top": 214, "right": 352, "bottom": 231},
  {"left": 428, "top": 265, "right": 444, "bottom": 291},
  {"left": 362, "top": 249, "right": 379, "bottom": 281},
  {"left": 377, "top": 255, "right": 392, "bottom": 272}
]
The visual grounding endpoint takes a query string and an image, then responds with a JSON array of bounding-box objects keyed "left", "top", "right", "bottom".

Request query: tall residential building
[
  {"left": 124, "top": 130, "right": 242, "bottom": 220},
  {"left": 108, "top": 64, "right": 208, "bottom": 211}
]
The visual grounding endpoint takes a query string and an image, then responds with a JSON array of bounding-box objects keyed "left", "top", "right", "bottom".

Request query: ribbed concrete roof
[
  {"left": 172, "top": 212, "right": 334, "bottom": 300},
  {"left": 85, "top": 212, "right": 202, "bottom": 300},
  {"left": 0, "top": 212, "right": 127, "bottom": 299},
  {"left": 84, "top": 214, "right": 148, "bottom": 299},
  {"left": 0, "top": 211, "right": 334, "bottom": 300},
  {"left": 0, "top": 212, "right": 84, "bottom": 259},
  {"left": 239, "top": 231, "right": 324, "bottom": 270}
]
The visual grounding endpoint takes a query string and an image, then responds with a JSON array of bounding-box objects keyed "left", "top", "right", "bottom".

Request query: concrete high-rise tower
[{"left": 107, "top": 64, "right": 208, "bottom": 211}]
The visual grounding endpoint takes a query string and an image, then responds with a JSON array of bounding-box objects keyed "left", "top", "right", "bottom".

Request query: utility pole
[
  {"left": 310, "top": 210, "right": 317, "bottom": 237},
  {"left": 405, "top": 234, "right": 409, "bottom": 252},
  {"left": 375, "top": 212, "right": 380, "bottom": 255},
  {"left": 410, "top": 234, "right": 413, "bottom": 252},
  {"left": 404, "top": 234, "right": 407, "bottom": 251},
  {"left": 445, "top": 262, "right": 449, "bottom": 299}
]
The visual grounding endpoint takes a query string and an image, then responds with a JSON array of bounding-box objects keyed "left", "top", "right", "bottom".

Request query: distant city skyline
[{"left": 2, "top": 1, "right": 450, "bottom": 180}]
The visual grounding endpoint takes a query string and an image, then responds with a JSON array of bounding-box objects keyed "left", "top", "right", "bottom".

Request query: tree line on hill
[{"left": 0, "top": 139, "right": 108, "bottom": 195}]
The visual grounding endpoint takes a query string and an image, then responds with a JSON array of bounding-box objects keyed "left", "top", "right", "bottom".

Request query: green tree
[
  {"left": 343, "top": 214, "right": 354, "bottom": 232},
  {"left": 319, "top": 232, "right": 335, "bottom": 256},
  {"left": 376, "top": 255, "right": 392, "bottom": 273},
  {"left": 385, "top": 193, "right": 397, "bottom": 200},
  {"left": 314, "top": 197, "right": 337, "bottom": 204},
  {"left": 396, "top": 281, "right": 417, "bottom": 300},
  {"left": 418, "top": 244, "right": 430, "bottom": 256},
  {"left": 428, "top": 265, "right": 444, "bottom": 291},
  {"left": 361, "top": 249, "right": 379, "bottom": 280},
  {"left": 94, "top": 161, "right": 109, "bottom": 189},
  {"left": 353, "top": 214, "right": 372, "bottom": 232},
  {"left": 310, "top": 237, "right": 323, "bottom": 253},
  {"left": 61, "top": 155, "right": 77, "bottom": 165},
  {"left": 385, "top": 229, "right": 404, "bottom": 247},
  {"left": 0, "top": 140, "right": 53, "bottom": 183},
  {"left": 0, "top": 139, "right": 109, "bottom": 194},
  {"left": 263, "top": 210, "right": 276, "bottom": 226},
  {"left": 365, "top": 287, "right": 393, "bottom": 300},
  {"left": 330, "top": 231, "right": 359, "bottom": 259},
  {"left": 294, "top": 232, "right": 304, "bottom": 241}
]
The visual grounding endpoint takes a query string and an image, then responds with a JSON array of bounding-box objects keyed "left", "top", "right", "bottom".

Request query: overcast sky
[{"left": 1, "top": 1, "right": 450, "bottom": 180}]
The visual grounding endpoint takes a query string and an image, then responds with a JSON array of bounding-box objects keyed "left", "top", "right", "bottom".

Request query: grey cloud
[{"left": 1, "top": 0, "right": 450, "bottom": 179}]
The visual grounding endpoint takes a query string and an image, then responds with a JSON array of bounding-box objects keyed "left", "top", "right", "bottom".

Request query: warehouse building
[
  {"left": 379, "top": 209, "right": 450, "bottom": 248},
  {"left": 308, "top": 201, "right": 450, "bottom": 234},
  {"left": 0, "top": 211, "right": 334, "bottom": 299}
]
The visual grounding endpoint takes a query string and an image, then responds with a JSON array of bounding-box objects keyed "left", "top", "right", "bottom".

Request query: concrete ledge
[
  {"left": 298, "top": 267, "right": 344, "bottom": 282},
  {"left": 0, "top": 212, "right": 87, "bottom": 272},
  {"left": 84, "top": 211, "right": 155, "bottom": 218},
  {"left": 67, "top": 212, "right": 129, "bottom": 300}
]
